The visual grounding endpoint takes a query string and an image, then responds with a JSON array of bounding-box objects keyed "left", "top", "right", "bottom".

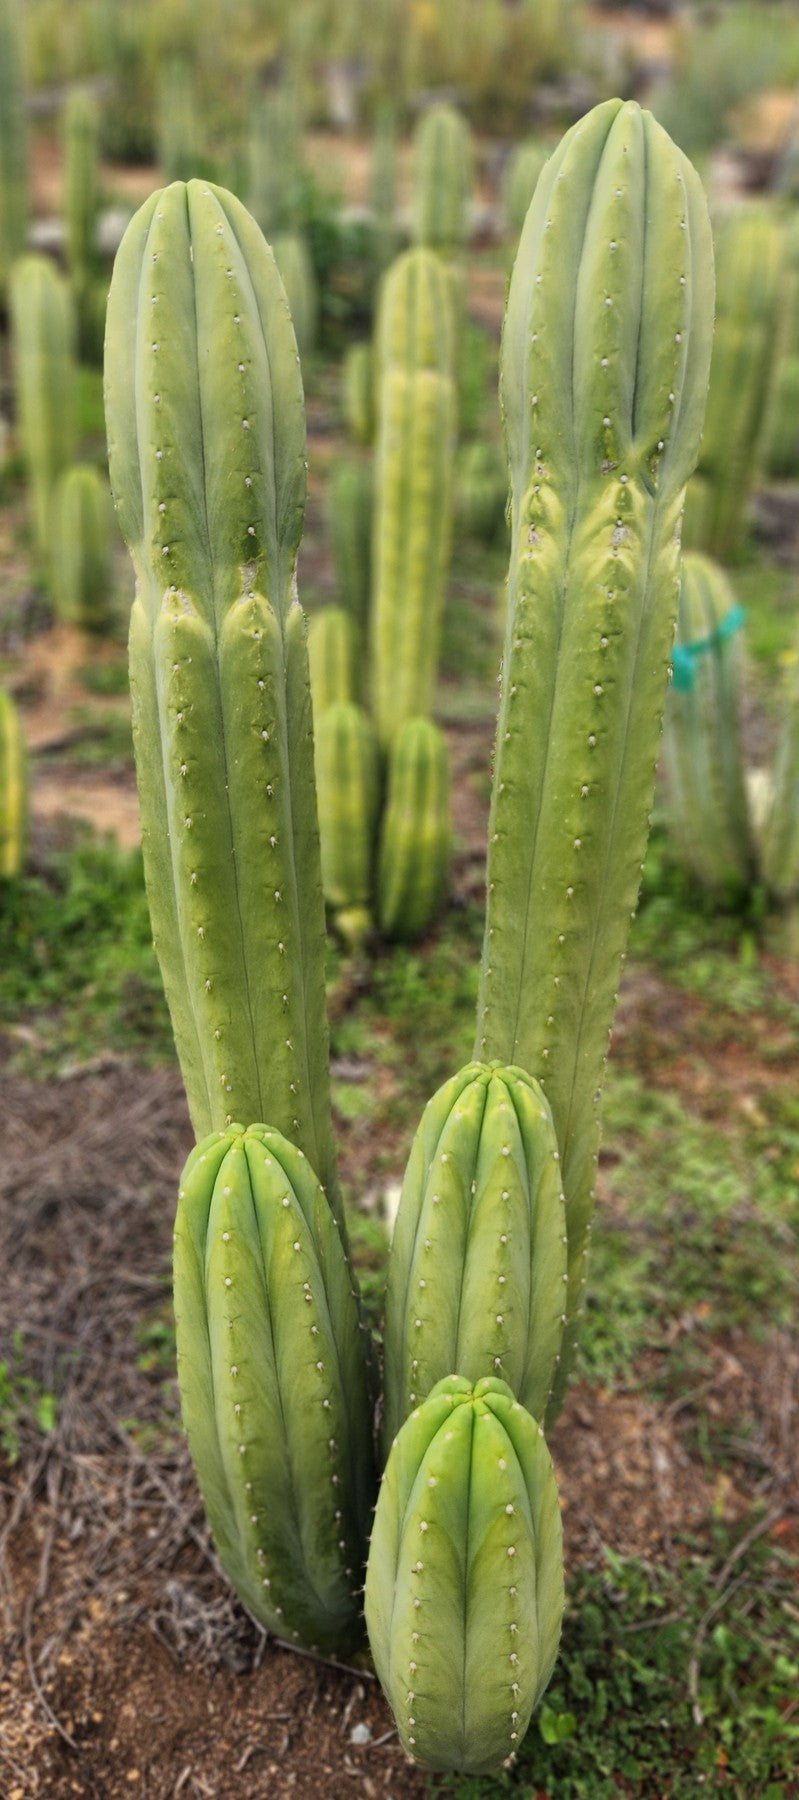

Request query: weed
[{"left": 0, "top": 1328, "right": 58, "bottom": 1463}]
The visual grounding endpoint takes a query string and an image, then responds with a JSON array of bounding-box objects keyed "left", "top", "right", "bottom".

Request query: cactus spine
[
  {"left": 661, "top": 554, "right": 754, "bottom": 892},
  {"left": 104, "top": 180, "right": 339, "bottom": 1207},
  {"left": 684, "top": 207, "right": 784, "bottom": 558},
  {"left": 0, "top": 0, "right": 28, "bottom": 295},
  {"left": 382, "top": 1063, "right": 566, "bottom": 1446},
  {"left": 174, "top": 1124, "right": 375, "bottom": 1653},
  {"left": 370, "top": 248, "right": 456, "bottom": 749},
  {"left": 9, "top": 256, "right": 77, "bottom": 561},
  {"left": 376, "top": 718, "right": 451, "bottom": 942},
  {"left": 50, "top": 463, "right": 114, "bottom": 632},
  {"left": 365, "top": 1375, "right": 563, "bottom": 1773},
  {"left": 476, "top": 99, "right": 714, "bottom": 1417},
  {"left": 0, "top": 689, "right": 28, "bottom": 880}
]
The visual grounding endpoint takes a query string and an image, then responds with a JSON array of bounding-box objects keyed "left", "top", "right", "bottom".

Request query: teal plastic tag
[{"left": 671, "top": 604, "right": 745, "bottom": 692}]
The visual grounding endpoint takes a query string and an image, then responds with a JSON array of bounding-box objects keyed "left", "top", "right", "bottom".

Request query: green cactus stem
[
  {"left": 327, "top": 457, "right": 373, "bottom": 638},
  {"left": 475, "top": 99, "right": 714, "bottom": 1418},
  {"left": 308, "top": 607, "right": 359, "bottom": 717},
  {"left": 104, "top": 180, "right": 339, "bottom": 1208},
  {"left": 0, "top": 688, "right": 28, "bottom": 880},
  {"left": 365, "top": 1374, "right": 563, "bottom": 1774},
  {"left": 760, "top": 631, "right": 799, "bottom": 904},
  {"left": 662, "top": 554, "right": 754, "bottom": 892},
  {"left": 174, "top": 1123, "right": 375, "bottom": 1654},
  {"left": 342, "top": 343, "right": 375, "bottom": 446},
  {"left": 272, "top": 231, "right": 318, "bottom": 360},
  {"left": 370, "top": 250, "right": 456, "bottom": 750},
  {"left": 410, "top": 104, "right": 474, "bottom": 260},
  {"left": 0, "top": 0, "right": 28, "bottom": 297},
  {"left": 10, "top": 255, "right": 77, "bottom": 561},
  {"left": 502, "top": 139, "right": 549, "bottom": 243},
  {"left": 50, "top": 463, "right": 115, "bottom": 633},
  {"left": 314, "top": 701, "right": 379, "bottom": 944},
  {"left": 382, "top": 1062, "right": 566, "bottom": 1447},
  {"left": 377, "top": 718, "right": 451, "bottom": 942}
]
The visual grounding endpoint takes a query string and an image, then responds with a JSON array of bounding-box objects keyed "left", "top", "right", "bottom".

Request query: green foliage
[
  {"left": 434, "top": 1535, "right": 799, "bottom": 1798},
  {"left": 0, "top": 1329, "right": 58, "bottom": 1463}
]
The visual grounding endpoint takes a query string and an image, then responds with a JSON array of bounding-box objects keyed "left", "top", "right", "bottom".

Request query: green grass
[
  {"left": 433, "top": 1532, "right": 799, "bottom": 1800},
  {"left": 0, "top": 1328, "right": 58, "bottom": 1463},
  {"left": 0, "top": 836, "right": 172, "bottom": 1070}
]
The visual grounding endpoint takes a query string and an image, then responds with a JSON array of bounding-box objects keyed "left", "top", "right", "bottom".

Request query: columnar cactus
[
  {"left": 342, "top": 342, "right": 374, "bottom": 445},
  {"left": 0, "top": 688, "right": 27, "bottom": 880},
  {"left": 174, "top": 1123, "right": 375, "bottom": 1653},
  {"left": 376, "top": 717, "right": 452, "bottom": 941},
  {"left": 50, "top": 463, "right": 115, "bottom": 633},
  {"left": 370, "top": 249, "right": 456, "bottom": 750},
  {"left": 157, "top": 58, "right": 199, "bottom": 186},
  {"left": 314, "top": 702, "right": 380, "bottom": 945},
  {"left": 63, "top": 90, "right": 103, "bottom": 363},
  {"left": 683, "top": 206, "right": 784, "bottom": 558},
  {"left": 760, "top": 639, "right": 799, "bottom": 904},
  {"left": 370, "top": 103, "right": 398, "bottom": 274},
  {"left": 10, "top": 256, "right": 77, "bottom": 562},
  {"left": 502, "top": 140, "right": 549, "bottom": 243},
  {"left": 308, "top": 607, "right": 359, "bottom": 716},
  {"left": 661, "top": 554, "right": 753, "bottom": 892},
  {"left": 410, "top": 103, "right": 473, "bottom": 259},
  {"left": 104, "top": 180, "right": 340, "bottom": 1207},
  {"left": 327, "top": 457, "right": 373, "bottom": 636},
  {"left": 476, "top": 98, "right": 714, "bottom": 1416},
  {"left": 0, "top": 0, "right": 28, "bottom": 296},
  {"left": 272, "top": 232, "right": 318, "bottom": 360},
  {"left": 248, "top": 87, "right": 303, "bottom": 241},
  {"left": 382, "top": 1063, "right": 567, "bottom": 1446},
  {"left": 365, "top": 1375, "right": 563, "bottom": 1774}
]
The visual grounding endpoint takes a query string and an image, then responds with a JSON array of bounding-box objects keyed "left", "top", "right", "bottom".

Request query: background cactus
[
  {"left": 376, "top": 717, "right": 451, "bottom": 942},
  {"left": 410, "top": 103, "right": 473, "bottom": 259},
  {"left": 502, "top": 139, "right": 549, "bottom": 243},
  {"left": 759, "top": 639, "right": 799, "bottom": 904},
  {"left": 342, "top": 342, "right": 375, "bottom": 445},
  {"left": 327, "top": 457, "right": 372, "bottom": 636},
  {"left": 314, "top": 702, "right": 379, "bottom": 946},
  {"left": 661, "top": 554, "right": 754, "bottom": 893},
  {"left": 476, "top": 98, "right": 714, "bottom": 1419},
  {"left": 0, "top": 688, "right": 28, "bottom": 880},
  {"left": 683, "top": 206, "right": 784, "bottom": 558},
  {"left": 307, "top": 607, "right": 359, "bottom": 715},
  {"left": 382, "top": 1062, "right": 567, "bottom": 1445},
  {"left": 365, "top": 1374, "right": 563, "bottom": 1773},
  {"left": 174, "top": 1123, "right": 375, "bottom": 1654},
  {"left": 104, "top": 179, "right": 339, "bottom": 1206},
  {"left": 0, "top": 0, "right": 28, "bottom": 297},
  {"left": 272, "top": 231, "right": 318, "bottom": 360},
  {"left": 10, "top": 255, "right": 77, "bottom": 562},
  {"left": 50, "top": 462, "right": 115, "bottom": 633}
]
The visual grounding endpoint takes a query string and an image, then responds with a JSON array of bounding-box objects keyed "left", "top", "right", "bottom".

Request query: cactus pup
[
  {"left": 104, "top": 181, "right": 339, "bottom": 1208},
  {"left": 365, "top": 1375, "right": 563, "bottom": 1773},
  {"left": 476, "top": 98, "right": 714, "bottom": 1416}
]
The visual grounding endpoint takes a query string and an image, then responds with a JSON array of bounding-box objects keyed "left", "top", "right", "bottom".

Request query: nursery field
[{"left": 2, "top": 2, "right": 799, "bottom": 1796}]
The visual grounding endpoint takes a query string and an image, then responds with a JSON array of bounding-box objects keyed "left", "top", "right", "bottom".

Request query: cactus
[
  {"left": 104, "top": 179, "right": 339, "bottom": 1207},
  {"left": 308, "top": 607, "right": 359, "bottom": 716},
  {"left": 766, "top": 213, "right": 799, "bottom": 480},
  {"left": 9, "top": 255, "right": 77, "bottom": 561},
  {"left": 157, "top": 58, "right": 200, "bottom": 185},
  {"left": 370, "top": 103, "right": 398, "bottom": 274},
  {"left": 0, "top": 0, "right": 28, "bottom": 297},
  {"left": 502, "top": 139, "right": 549, "bottom": 242},
  {"left": 455, "top": 440, "right": 508, "bottom": 543},
  {"left": 50, "top": 463, "right": 115, "bottom": 633},
  {"left": 371, "top": 249, "right": 456, "bottom": 750},
  {"left": 684, "top": 206, "right": 784, "bottom": 558},
  {"left": 314, "top": 702, "right": 380, "bottom": 945},
  {"left": 327, "top": 457, "right": 372, "bottom": 636},
  {"left": 174, "top": 1123, "right": 375, "bottom": 1654},
  {"left": 63, "top": 90, "right": 103, "bottom": 363},
  {"left": 662, "top": 554, "right": 753, "bottom": 892},
  {"left": 382, "top": 1063, "right": 567, "bottom": 1447},
  {"left": 272, "top": 231, "right": 318, "bottom": 359},
  {"left": 760, "top": 639, "right": 799, "bottom": 904},
  {"left": 410, "top": 104, "right": 473, "bottom": 259},
  {"left": 476, "top": 99, "right": 714, "bottom": 1418},
  {"left": 365, "top": 1374, "right": 563, "bottom": 1774},
  {"left": 248, "top": 87, "right": 304, "bottom": 241},
  {"left": 0, "top": 689, "right": 28, "bottom": 880},
  {"left": 377, "top": 718, "right": 451, "bottom": 942},
  {"left": 342, "top": 342, "right": 374, "bottom": 445}
]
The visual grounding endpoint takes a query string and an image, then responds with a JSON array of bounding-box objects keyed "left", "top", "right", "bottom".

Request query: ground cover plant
[{"left": 1, "top": 5, "right": 798, "bottom": 1794}]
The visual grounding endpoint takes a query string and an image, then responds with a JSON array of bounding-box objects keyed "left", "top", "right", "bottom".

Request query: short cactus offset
[
  {"left": 371, "top": 249, "right": 456, "bottom": 749},
  {"left": 10, "top": 255, "right": 77, "bottom": 562},
  {"left": 314, "top": 701, "right": 379, "bottom": 944},
  {"left": 662, "top": 553, "right": 753, "bottom": 892},
  {"left": 410, "top": 103, "right": 473, "bottom": 259},
  {"left": 174, "top": 1123, "right": 375, "bottom": 1654},
  {"left": 476, "top": 98, "right": 714, "bottom": 1416},
  {"left": 0, "top": 689, "right": 27, "bottom": 880},
  {"left": 104, "top": 180, "right": 339, "bottom": 1206},
  {"left": 382, "top": 1062, "right": 566, "bottom": 1447},
  {"left": 50, "top": 463, "right": 115, "bottom": 633},
  {"left": 365, "top": 1374, "right": 563, "bottom": 1774},
  {"left": 377, "top": 717, "right": 451, "bottom": 942},
  {"left": 308, "top": 607, "right": 359, "bottom": 716}
]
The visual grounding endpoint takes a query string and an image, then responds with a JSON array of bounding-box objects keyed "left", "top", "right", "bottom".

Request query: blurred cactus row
[{"left": 104, "top": 94, "right": 714, "bottom": 1772}]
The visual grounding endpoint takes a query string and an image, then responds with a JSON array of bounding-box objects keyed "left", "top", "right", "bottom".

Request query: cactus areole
[{"left": 477, "top": 98, "right": 714, "bottom": 1416}]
